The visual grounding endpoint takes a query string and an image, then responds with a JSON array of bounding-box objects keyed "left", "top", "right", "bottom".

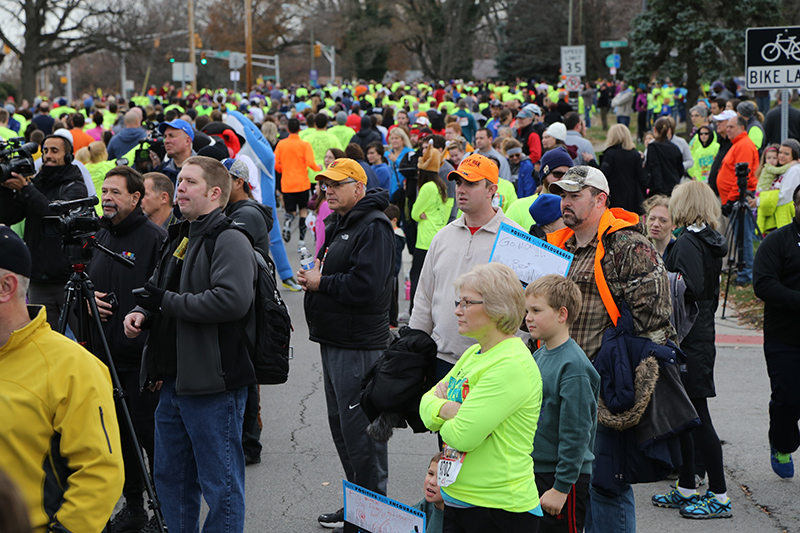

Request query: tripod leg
[{"left": 81, "top": 281, "right": 168, "bottom": 532}]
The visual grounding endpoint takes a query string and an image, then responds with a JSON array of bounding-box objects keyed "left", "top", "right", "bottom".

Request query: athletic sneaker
[
  {"left": 680, "top": 491, "right": 732, "bottom": 519},
  {"left": 318, "top": 507, "right": 344, "bottom": 529},
  {"left": 282, "top": 218, "right": 292, "bottom": 243},
  {"left": 652, "top": 483, "right": 701, "bottom": 508},
  {"left": 771, "top": 446, "right": 794, "bottom": 478},
  {"left": 282, "top": 277, "right": 302, "bottom": 292}
]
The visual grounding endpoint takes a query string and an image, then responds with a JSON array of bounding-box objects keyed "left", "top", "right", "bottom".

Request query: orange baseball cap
[
  {"left": 318, "top": 158, "right": 368, "bottom": 185},
  {"left": 447, "top": 153, "right": 499, "bottom": 184}
]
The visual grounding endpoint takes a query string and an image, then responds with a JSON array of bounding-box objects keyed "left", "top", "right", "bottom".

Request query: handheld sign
[
  {"left": 343, "top": 481, "right": 425, "bottom": 533},
  {"left": 489, "top": 223, "right": 573, "bottom": 286}
]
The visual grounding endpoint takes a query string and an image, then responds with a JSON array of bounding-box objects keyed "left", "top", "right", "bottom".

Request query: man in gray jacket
[{"left": 124, "top": 155, "right": 257, "bottom": 532}]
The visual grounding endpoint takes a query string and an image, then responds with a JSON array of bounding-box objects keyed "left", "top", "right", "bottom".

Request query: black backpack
[{"left": 204, "top": 218, "right": 292, "bottom": 385}]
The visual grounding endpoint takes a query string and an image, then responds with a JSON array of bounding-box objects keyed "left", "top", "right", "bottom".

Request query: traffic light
[
  {"left": 314, "top": 44, "right": 322, "bottom": 58},
  {"left": 194, "top": 33, "right": 203, "bottom": 49},
  {"left": 168, "top": 54, "right": 175, "bottom": 63},
  {"left": 200, "top": 52, "right": 207, "bottom": 65}
]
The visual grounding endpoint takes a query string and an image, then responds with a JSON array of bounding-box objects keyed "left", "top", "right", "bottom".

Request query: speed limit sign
[
  {"left": 561, "top": 46, "right": 586, "bottom": 77},
  {"left": 565, "top": 76, "right": 581, "bottom": 92}
]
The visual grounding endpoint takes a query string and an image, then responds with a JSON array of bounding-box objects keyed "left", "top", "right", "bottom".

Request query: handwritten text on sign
[{"left": 489, "top": 223, "right": 574, "bottom": 286}]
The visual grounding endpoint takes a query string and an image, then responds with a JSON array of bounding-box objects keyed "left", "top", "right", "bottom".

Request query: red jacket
[{"left": 717, "top": 131, "right": 759, "bottom": 204}]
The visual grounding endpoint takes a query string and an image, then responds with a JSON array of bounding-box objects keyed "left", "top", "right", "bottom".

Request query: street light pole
[
  {"left": 245, "top": 0, "right": 253, "bottom": 92},
  {"left": 188, "top": 0, "right": 196, "bottom": 92}
]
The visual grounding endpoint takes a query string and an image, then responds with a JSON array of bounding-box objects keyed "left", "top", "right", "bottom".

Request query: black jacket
[
  {"left": 0, "top": 163, "right": 87, "bottom": 283},
  {"left": 601, "top": 145, "right": 646, "bottom": 214},
  {"left": 763, "top": 105, "right": 800, "bottom": 146},
  {"left": 707, "top": 136, "right": 732, "bottom": 196},
  {"left": 360, "top": 327, "right": 438, "bottom": 433},
  {"left": 645, "top": 141, "right": 684, "bottom": 197},
  {"left": 225, "top": 199, "right": 273, "bottom": 254},
  {"left": 349, "top": 116, "right": 382, "bottom": 153},
  {"left": 666, "top": 226, "right": 727, "bottom": 398},
  {"left": 754, "top": 217, "right": 800, "bottom": 346},
  {"left": 88, "top": 207, "right": 167, "bottom": 369},
  {"left": 304, "top": 189, "right": 394, "bottom": 349}
]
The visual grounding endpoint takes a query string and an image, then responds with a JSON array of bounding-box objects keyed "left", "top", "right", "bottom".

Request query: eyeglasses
[
  {"left": 454, "top": 299, "right": 484, "bottom": 310},
  {"left": 508, "top": 153, "right": 521, "bottom": 158},
  {"left": 320, "top": 179, "right": 358, "bottom": 191},
  {"left": 550, "top": 170, "right": 567, "bottom": 179}
]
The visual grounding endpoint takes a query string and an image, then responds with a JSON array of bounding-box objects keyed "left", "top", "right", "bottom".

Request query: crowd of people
[{"left": 1, "top": 75, "right": 800, "bottom": 533}]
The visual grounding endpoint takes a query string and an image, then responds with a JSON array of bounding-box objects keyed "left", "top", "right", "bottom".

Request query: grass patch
[{"left": 719, "top": 271, "right": 764, "bottom": 331}]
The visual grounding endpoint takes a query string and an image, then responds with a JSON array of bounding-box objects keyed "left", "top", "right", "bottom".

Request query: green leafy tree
[
  {"left": 627, "top": 0, "right": 780, "bottom": 105},
  {"left": 341, "top": 0, "right": 393, "bottom": 80}
]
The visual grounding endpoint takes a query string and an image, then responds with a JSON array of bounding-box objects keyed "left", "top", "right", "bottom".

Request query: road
[{"left": 198, "top": 235, "right": 799, "bottom": 532}]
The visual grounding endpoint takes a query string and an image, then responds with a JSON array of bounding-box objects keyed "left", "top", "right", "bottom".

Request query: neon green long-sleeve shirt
[{"left": 419, "top": 337, "right": 542, "bottom": 512}]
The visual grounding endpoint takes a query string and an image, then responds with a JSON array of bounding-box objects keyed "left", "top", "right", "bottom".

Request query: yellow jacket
[{"left": 0, "top": 307, "right": 124, "bottom": 532}]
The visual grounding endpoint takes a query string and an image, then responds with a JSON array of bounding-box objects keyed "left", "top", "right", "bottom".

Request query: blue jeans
[
  {"left": 584, "top": 108, "right": 592, "bottom": 129},
  {"left": 617, "top": 115, "right": 631, "bottom": 127},
  {"left": 731, "top": 210, "right": 755, "bottom": 282},
  {"left": 584, "top": 483, "right": 636, "bottom": 533},
  {"left": 154, "top": 378, "right": 248, "bottom": 533}
]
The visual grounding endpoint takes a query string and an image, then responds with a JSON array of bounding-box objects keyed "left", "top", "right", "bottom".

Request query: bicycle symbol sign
[{"left": 747, "top": 26, "right": 800, "bottom": 89}]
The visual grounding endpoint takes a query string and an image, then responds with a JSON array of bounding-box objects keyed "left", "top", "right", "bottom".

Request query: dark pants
[
  {"left": 409, "top": 248, "right": 428, "bottom": 313},
  {"left": 600, "top": 107, "right": 609, "bottom": 130},
  {"left": 321, "top": 344, "right": 388, "bottom": 495},
  {"left": 28, "top": 281, "right": 78, "bottom": 333},
  {"left": 117, "top": 369, "right": 159, "bottom": 507},
  {"left": 535, "top": 472, "right": 590, "bottom": 533},
  {"left": 617, "top": 115, "right": 631, "bottom": 127},
  {"left": 242, "top": 384, "right": 262, "bottom": 459},
  {"left": 444, "top": 505, "right": 539, "bottom": 533},
  {"left": 390, "top": 275, "right": 399, "bottom": 327},
  {"left": 678, "top": 398, "right": 726, "bottom": 494},
  {"left": 765, "top": 341, "right": 800, "bottom": 454}
]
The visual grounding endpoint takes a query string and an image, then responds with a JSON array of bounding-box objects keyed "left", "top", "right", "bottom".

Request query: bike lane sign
[{"left": 746, "top": 26, "right": 800, "bottom": 89}]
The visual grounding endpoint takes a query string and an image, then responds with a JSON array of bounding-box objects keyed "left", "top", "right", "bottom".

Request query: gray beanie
[
  {"left": 737, "top": 101, "right": 756, "bottom": 118},
  {"left": 336, "top": 111, "right": 347, "bottom": 125}
]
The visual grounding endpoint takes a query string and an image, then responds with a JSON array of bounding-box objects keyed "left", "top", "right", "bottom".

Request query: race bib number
[
  {"left": 438, "top": 443, "right": 466, "bottom": 487},
  {"left": 459, "top": 117, "right": 468, "bottom": 127}
]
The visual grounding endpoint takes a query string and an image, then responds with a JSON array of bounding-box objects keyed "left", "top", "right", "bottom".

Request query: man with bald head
[{"left": 107, "top": 109, "right": 148, "bottom": 160}]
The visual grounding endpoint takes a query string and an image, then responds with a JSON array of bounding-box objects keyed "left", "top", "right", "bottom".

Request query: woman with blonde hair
[
  {"left": 600, "top": 123, "right": 646, "bottom": 213},
  {"left": 651, "top": 180, "right": 731, "bottom": 519},
  {"left": 420, "top": 262, "right": 543, "bottom": 532},
  {"left": 261, "top": 120, "right": 278, "bottom": 149},
  {"left": 642, "top": 194, "right": 676, "bottom": 260},
  {"left": 385, "top": 128, "right": 414, "bottom": 197}
]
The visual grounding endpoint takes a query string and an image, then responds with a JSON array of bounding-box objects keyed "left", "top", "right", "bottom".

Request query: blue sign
[{"left": 605, "top": 54, "right": 621, "bottom": 69}]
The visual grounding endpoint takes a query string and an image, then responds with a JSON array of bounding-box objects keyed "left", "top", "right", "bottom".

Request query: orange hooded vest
[{"left": 547, "top": 207, "right": 641, "bottom": 327}]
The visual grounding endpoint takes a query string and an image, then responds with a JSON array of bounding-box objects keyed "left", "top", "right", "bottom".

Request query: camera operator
[
  {"left": 0, "top": 131, "right": 88, "bottom": 330},
  {"left": 717, "top": 115, "right": 760, "bottom": 284},
  {"left": 88, "top": 165, "right": 167, "bottom": 532}
]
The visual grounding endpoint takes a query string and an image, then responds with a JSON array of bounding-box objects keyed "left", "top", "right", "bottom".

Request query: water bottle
[{"left": 299, "top": 247, "right": 315, "bottom": 270}]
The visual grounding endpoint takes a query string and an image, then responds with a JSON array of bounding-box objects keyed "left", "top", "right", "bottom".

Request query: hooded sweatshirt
[
  {"left": 106, "top": 127, "right": 148, "bottom": 159},
  {"left": 349, "top": 116, "right": 382, "bottom": 152}
]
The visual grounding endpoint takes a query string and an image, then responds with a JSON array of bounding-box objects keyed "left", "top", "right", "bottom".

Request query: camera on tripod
[
  {"left": 42, "top": 197, "right": 101, "bottom": 237},
  {"left": 42, "top": 197, "right": 101, "bottom": 263},
  {"left": 119, "top": 122, "right": 164, "bottom": 173},
  {"left": 0, "top": 137, "right": 37, "bottom": 183},
  {"left": 735, "top": 162, "right": 751, "bottom": 200}
]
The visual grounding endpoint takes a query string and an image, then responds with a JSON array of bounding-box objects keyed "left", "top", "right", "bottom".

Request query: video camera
[
  {"left": 127, "top": 121, "right": 164, "bottom": 173},
  {"left": 0, "top": 137, "right": 37, "bottom": 183},
  {"left": 735, "top": 162, "right": 750, "bottom": 200},
  {"left": 42, "top": 197, "right": 101, "bottom": 263}
]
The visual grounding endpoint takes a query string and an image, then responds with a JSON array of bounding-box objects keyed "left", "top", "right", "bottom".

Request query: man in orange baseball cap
[
  {"left": 297, "top": 157, "right": 395, "bottom": 523},
  {"left": 409, "top": 152, "right": 525, "bottom": 385}
]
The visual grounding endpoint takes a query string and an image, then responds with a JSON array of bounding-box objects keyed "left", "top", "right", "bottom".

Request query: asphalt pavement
[{"left": 189, "top": 228, "right": 799, "bottom": 532}]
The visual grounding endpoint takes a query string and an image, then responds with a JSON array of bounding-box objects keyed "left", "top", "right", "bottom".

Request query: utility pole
[
  {"left": 567, "top": 0, "right": 573, "bottom": 45},
  {"left": 188, "top": 0, "right": 196, "bottom": 92},
  {"left": 310, "top": 20, "right": 315, "bottom": 86},
  {"left": 245, "top": 0, "right": 253, "bottom": 92}
]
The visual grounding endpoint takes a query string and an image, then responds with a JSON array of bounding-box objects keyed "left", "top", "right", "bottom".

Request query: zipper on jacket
[{"left": 99, "top": 407, "right": 113, "bottom": 453}]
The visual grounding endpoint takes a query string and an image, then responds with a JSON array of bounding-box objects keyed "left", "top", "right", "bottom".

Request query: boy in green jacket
[{"left": 525, "top": 274, "right": 600, "bottom": 533}]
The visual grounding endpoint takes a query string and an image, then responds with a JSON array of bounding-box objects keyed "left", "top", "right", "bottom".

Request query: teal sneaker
[
  {"left": 771, "top": 447, "right": 794, "bottom": 478},
  {"left": 652, "top": 483, "right": 701, "bottom": 509},
  {"left": 680, "top": 491, "right": 732, "bottom": 519}
]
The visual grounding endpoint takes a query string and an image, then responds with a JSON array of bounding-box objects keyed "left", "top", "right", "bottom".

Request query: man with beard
[
  {"left": 0, "top": 131, "right": 88, "bottom": 330},
  {"left": 89, "top": 166, "right": 166, "bottom": 532}
]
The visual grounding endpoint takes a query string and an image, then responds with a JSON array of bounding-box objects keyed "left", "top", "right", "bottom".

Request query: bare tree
[{"left": 0, "top": 0, "right": 124, "bottom": 102}]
